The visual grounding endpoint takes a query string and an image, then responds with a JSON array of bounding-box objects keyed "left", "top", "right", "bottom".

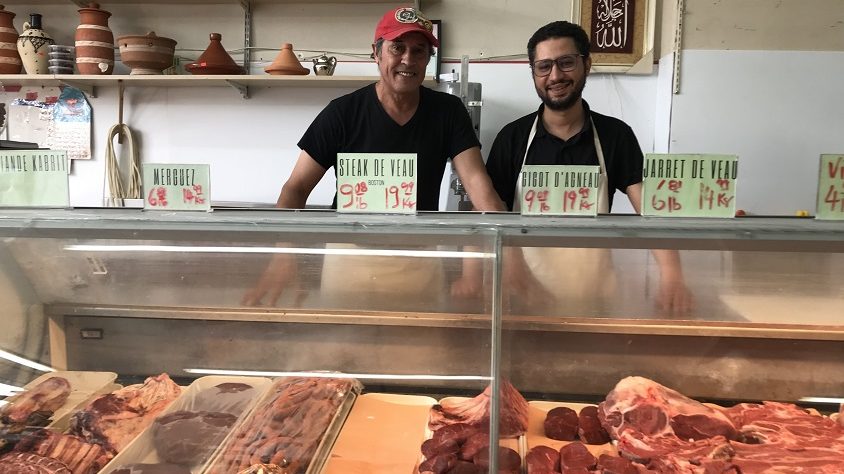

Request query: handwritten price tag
[
  {"left": 0, "top": 150, "right": 70, "bottom": 208},
  {"left": 142, "top": 164, "right": 210, "bottom": 211},
  {"left": 642, "top": 154, "right": 738, "bottom": 218},
  {"left": 817, "top": 154, "right": 844, "bottom": 220},
  {"left": 520, "top": 165, "right": 600, "bottom": 216},
  {"left": 336, "top": 153, "right": 416, "bottom": 214}
]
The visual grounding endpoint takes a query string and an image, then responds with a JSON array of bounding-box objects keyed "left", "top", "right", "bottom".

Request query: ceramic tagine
[
  {"left": 75, "top": 2, "right": 114, "bottom": 74},
  {"left": 117, "top": 32, "right": 177, "bottom": 75},
  {"left": 264, "top": 43, "right": 309, "bottom": 76},
  {"left": 312, "top": 53, "right": 337, "bottom": 76},
  {"left": 185, "top": 33, "right": 243, "bottom": 75},
  {"left": 0, "top": 5, "right": 22, "bottom": 74},
  {"left": 17, "top": 13, "right": 54, "bottom": 74}
]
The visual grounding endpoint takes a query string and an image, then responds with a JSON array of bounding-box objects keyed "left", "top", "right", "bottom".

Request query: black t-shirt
[
  {"left": 298, "top": 84, "right": 481, "bottom": 210},
  {"left": 485, "top": 101, "right": 644, "bottom": 211}
]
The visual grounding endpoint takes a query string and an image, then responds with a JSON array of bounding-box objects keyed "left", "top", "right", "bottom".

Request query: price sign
[
  {"left": 642, "top": 154, "right": 738, "bottom": 218},
  {"left": 336, "top": 153, "right": 416, "bottom": 214},
  {"left": 817, "top": 154, "right": 844, "bottom": 220},
  {"left": 142, "top": 164, "right": 210, "bottom": 211},
  {"left": 519, "top": 165, "right": 600, "bottom": 216},
  {"left": 0, "top": 150, "right": 70, "bottom": 208}
]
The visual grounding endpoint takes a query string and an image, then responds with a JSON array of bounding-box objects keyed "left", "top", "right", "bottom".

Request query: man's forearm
[
  {"left": 276, "top": 183, "right": 309, "bottom": 209},
  {"left": 651, "top": 248, "right": 683, "bottom": 277}
]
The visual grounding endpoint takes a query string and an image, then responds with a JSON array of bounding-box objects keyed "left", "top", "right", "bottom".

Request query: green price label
[
  {"left": 642, "top": 154, "right": 738, "bottom": 218},
  {"left": 817, "top": 154, "right": 844, "bottom": 220},
  {"left": 336, "top": 153, "right": 417, "bottom": 214},
  {"left": 0, "top": 150, "right": 70, "bottom": 208},
  {"left": 520, "top": 165, "right": 600, "bottom": 216},
  {"left": 143, "top": 164, "right": 210, "bottom": 211}
]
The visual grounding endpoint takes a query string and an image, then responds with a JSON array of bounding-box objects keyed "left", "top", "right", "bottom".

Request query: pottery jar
[
  {"left": 185, "top": 33, "right": 243, "bottom": 75},
  {"left": 0, "top": 5, "right": 21, "bottom": 74},
  {"left": 117, "top": 32, "right": 176, "bottom": 75},
  {"left": 75, "top": 2, "right": 114, "bottom": 74},
  {"left": 264, "top": 43, "right": 308, "bottom": 76},
  {"left": 17, "top": 13, "right": 53, "bottom": 75}
]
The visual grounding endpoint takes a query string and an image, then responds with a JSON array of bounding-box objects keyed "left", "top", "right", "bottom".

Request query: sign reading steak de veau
[
  {"left": 0, "top": 150, "right": 70, "bottom": 207},
  {"left": 142, "top": 164, "right": 210, "bottom": 211},
  {"left": 336, "top": 153, "right": 417, "bottom": 214},
  {"left": 642, "top": 154, "right": 738, "bottom": 218}
]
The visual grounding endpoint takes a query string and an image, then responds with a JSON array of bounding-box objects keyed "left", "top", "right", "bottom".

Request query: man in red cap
[{"left": 244, "top": 7, "right": 508, "bottom": 307}]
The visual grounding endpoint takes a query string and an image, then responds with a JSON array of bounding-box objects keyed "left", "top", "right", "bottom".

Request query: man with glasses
[
  {"left": 244, "top": 7, "right": 505, "bottom": 307},
  {"left": 485, "top": 21, "right": 693, "bottom": 316}
]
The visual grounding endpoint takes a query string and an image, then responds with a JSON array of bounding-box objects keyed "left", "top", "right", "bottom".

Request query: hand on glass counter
[
  {"left": 656, "top": 270, "right": 695, "bottom": 317},
  {"left": 241, "top": 253, "right": 298, "bottom": 307}
]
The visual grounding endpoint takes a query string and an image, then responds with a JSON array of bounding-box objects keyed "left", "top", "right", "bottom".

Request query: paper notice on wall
[
  {"left": 47, "top": 87, "right": 92, "bottom": 161},
  {"left": 8, "top": 101, "right": 52, "bottom": 146}
]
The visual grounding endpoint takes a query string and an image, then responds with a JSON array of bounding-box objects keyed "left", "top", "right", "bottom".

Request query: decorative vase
[
  {"left": 264, "top": 43, "right": 309, "bottom": 76},
  {"left": 75, "top": 2, "right": 114, "bottom": 75},
  {"left": 185, "top": 33, "right": 243, "bottom": 75},
  {"left": 17, "top": 13, "right": 53, "bottom": 75},
  {"left": 0, "top": 5, "right": 22, "bottom": 74},
  {"left": 117, "top": 32, "right": 176, "bottom": 75}
]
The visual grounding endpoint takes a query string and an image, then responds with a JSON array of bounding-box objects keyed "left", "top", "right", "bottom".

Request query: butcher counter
[{"left": 1, "top": 208, "right": 843, "bottom": 407}]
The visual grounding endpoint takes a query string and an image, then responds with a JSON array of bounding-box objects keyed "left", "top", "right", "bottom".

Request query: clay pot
[
  {"left": 264, "top": 43, "right": 308, "bottom": 76},
  {"left": 0, "top": 5, "right": 22, "bottom": 74},
  {"left": 75, "top": 2, "right": 114, "bottom": 75},
  {"left": 117, "top": 32, "right": 176, "bottom": 75},
  {"left": 185, "top": 33, "right": 243, "bottom": 75},
  {"left": 17, "top": 13, "right": 54, "bottom": 75}
]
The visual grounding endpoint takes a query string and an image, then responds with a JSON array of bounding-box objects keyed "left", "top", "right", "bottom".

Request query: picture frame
[
  {"left": 426, "top": 20, "right": 442, "bottom": 80},
  {"left": 572, "top": 0, "right": 655, "bottom": 73}
]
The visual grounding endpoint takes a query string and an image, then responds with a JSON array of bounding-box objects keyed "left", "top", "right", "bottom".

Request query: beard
[{"left": 536, "top": 75, "right": 587, "bottom": 111}]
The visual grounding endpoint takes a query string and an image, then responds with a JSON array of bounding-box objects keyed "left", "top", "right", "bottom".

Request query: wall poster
[{"left": 573, "top": 0, "right": 654, "bottom": 72}]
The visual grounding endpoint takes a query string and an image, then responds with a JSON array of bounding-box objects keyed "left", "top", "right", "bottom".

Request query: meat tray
[
  {"left": 203, "top": 376, "right": 363, "bottom": 474},
  {"left": 526, "top": 401, "right": 617, "bottom": 457},
  {"left": 2, "top": 371, "right": 118, "bottom": 432},
  {"left": 321, "top": 393, "right": 436, "bottom": 474},
  {"left": 97, "top": 375, "right": 272, "bottom": 474},
  {"left": 417, "top": 396, "right": 527, "bottom": 474}
]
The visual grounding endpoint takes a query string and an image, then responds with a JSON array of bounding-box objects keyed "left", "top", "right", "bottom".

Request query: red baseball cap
[{"left": 374, "top": 7, "right": 439, "bottom": 48}]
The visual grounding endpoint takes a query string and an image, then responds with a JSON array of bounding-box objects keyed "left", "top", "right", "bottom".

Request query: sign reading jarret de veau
[
  {"left": 642, "top": 154, "right": 738, "bottom": 218},
  {"left": 336, "top": 153, "right": 417, "bottom": 214},
  {"left": 520, "top": 165, "right": 601, "bottom": 216},
  {"left": 817, "top": 154, "right": 844, "bottom": 220},
  {"left": 0, "top": 150, "right": 70, "bottom": 208},
  {"left": 143, "top": 164, "right": 210, "bottom": 211}
]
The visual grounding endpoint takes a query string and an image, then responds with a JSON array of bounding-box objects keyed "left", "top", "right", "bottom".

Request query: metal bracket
[
  {"left": 225, "top": 80, "right": 249, "bottom": 99},
  {"left": 673, "top": 0, "right": 685, "bottom": 94},
  {"left": 59, "top": 79, "right": 96, "bottom": 98},
  {"left": 240, "top": 0, "right": 253, "bottom": 72}
]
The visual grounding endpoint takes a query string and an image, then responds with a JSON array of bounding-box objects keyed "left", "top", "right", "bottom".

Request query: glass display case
[{"left": 0, "top": 208, "right": 842, "bottom": 473}]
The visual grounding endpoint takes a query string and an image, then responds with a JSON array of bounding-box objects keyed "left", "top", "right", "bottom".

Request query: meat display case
[
  {"left": 1, "top": 209, "right": 843, "bottom": 398},
  {"left": 0, "top": 208, "right": 843, "bottom": 472}
]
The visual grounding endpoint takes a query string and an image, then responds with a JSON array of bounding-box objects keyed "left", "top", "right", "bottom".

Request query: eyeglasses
[{"left": 531, "top": 54, "right": 584, "bottom": 77}]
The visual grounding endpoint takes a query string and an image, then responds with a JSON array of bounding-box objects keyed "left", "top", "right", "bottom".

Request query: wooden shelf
[
  {"left": 0, "top": 74, "right": 435, "bottom": 99},
  {"left": 9, "top": 0, "right": 417, "bottom": 5}
]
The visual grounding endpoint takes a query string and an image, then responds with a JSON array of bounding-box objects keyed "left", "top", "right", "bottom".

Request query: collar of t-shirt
[{"left": 527, "top": 101, "right": 598, "bottom": 166}]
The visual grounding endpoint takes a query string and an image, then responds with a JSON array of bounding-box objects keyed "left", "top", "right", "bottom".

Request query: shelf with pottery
[
  {"left": 10, "top": 0, "right": 429, "bottom": 6},
  {"left": 0, "top": 74, "right": 436, "bottom": 99}
]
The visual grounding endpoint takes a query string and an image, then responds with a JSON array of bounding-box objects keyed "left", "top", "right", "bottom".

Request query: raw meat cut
[
  {"left": 419, "top": 452, "right": 457, "bottom": 474},
  {"left": 206, "top": 377, "right": 356, "bottom": 474},
  {"left": 578, "top": 405, "right": 610, "bottom": 444},
  {"left": 544, "top": 406, "right": 578, "bottom": 441},
  {"left": 472, "top": 445, "right": 521, "bottom": 473},
  {"left": 598, "top": 376, "right": 737, "bottom": 443},
  {"left": 13, "top": 428, "right": 111, "bottom": 474},
  {"left": 428, "top": 381, "right": 529, "bottom": 437},
  {"left": 526, "top": 445, "right": 560, "bottom": 473},
  {"left": 597, "top": 453, "right": 639, "bottom": 474},
  {"left": 152, "top": 410, "right": 237, "bottom": 466},
  {"left": 0, "top": 452, "right": 71, "bottom": 474},
  {"left": 69, "top": 373, "right": 181, "bottom": 454},
  {"left": 559, "top": 442, "right": 596, "bottom": 470},
  {"left": 1, "top": 377, "right": 71, "bottom": 426},
  {"left": 458, "top": 431, "right": 489, "bottom": 461}
]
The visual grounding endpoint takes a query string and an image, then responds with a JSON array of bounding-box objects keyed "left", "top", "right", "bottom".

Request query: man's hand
[
  {"left": 656, "top": 268, "right": 694, "bottom": 317},
  {"left": 241, "top": 253, "right": 298, "bottom": 307},
  {"left": 451, "top": 247, "right": 553, "bottom": 309}
]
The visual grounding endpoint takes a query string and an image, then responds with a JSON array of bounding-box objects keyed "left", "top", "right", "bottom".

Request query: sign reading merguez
[
  {"left": 0, "top": 150, "right": 70, "bottom": 207},
  {"left": 336, "top": 153, "right": 417, "bottom": 214},
  {"left": 642, "top": 154, "right": 738, "bottom": 218},
  {"left": 817, "top": 154, "right": 844, "bottom": 220},
  {"left": 520, "top": 165, "right": 601, "bottom": 216},
  {"left": 143, "top": 164, "right": 210, "bottom": 211}
]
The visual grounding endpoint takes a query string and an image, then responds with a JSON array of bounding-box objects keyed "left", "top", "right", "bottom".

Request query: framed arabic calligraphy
[{"left": 573, "top": 0, "right": 655, "bottom": 73}]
